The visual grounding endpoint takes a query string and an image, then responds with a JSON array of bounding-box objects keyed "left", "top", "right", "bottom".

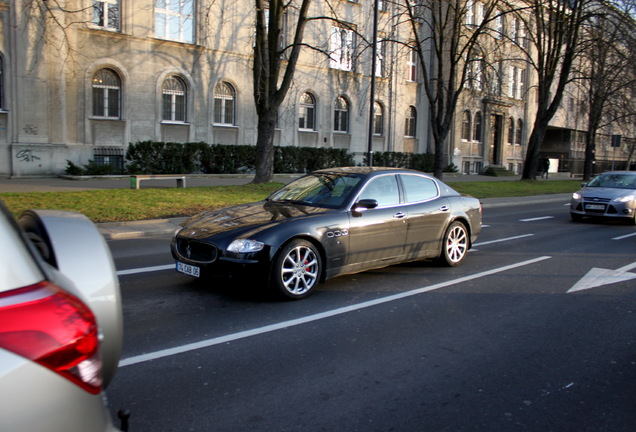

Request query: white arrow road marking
[{"left": 568, "top": 261, "right": 636, "bottom": 293}]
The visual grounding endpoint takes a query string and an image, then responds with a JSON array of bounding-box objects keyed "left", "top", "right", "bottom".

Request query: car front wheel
[
  {"left": 272, "top": 239, "right": 321, "bottom": 300},
  {"left": 437, "top": 221, "right": 469, "bottom": 267}
]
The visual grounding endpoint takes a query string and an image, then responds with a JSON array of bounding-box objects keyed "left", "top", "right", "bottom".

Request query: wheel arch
[{"left": 269, "top": 234, "right": 328, "bottom": 283}]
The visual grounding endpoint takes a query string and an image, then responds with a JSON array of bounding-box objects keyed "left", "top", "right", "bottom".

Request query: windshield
[
  {"left": 587, "top": 174, "right": 636, "bottom": 189},
  {"left": 268, "top": 173, "right": 362, "bottom": 208}
]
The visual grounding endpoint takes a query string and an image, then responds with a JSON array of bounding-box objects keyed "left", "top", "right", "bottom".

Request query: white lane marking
[
  {"left": 568, "top": 261, "right": 636, "bottom": 293},
  {"left": 117, "top": 264, "right": 174, "bottom": 276},
  {"left": 519, "top": 216, "right": 555, "bottom": 222},
  {"left": 119, "top": 256, "right": 552, "bottom": 367},
  {"left": 613, "top": 232, "right": 636, "bottom": 240},
  {"left": 473, "top": 234, "right": 534, "bottom": 247}
]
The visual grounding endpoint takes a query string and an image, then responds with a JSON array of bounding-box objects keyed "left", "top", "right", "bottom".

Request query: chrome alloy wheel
[
  {"left": 274, "top": 240, "right": 321, "bottom": 299},
  {"left": 441, "top": 221, "right": 468, "bottom": 266}
]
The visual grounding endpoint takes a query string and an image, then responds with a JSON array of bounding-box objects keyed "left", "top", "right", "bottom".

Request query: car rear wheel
[
  {"left": 437, "top": 221, "right": 468, "bottom": 267},
  {"left": 272, "top": 239, "right": 321, "bottom": 300}
]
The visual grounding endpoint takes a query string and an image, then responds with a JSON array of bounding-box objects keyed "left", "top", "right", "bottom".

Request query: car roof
[{"left": 313, "top": 166, "right": 426, "bottom": 176}]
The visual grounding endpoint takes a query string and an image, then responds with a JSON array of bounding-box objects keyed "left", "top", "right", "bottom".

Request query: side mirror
[
  {"left": 581, "top": 182, "right": 587, "bottom": 187},
  {"left": 353, "top": 199, "right": 378, "bottom": 212}
]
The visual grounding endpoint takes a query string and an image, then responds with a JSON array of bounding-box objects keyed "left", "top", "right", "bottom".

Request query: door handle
[
  {"left": 439, "top": 206, "right": 450, "bottom": 212},
  {"left": 393, "top": 212, "right": 406, "bottom": 219}
]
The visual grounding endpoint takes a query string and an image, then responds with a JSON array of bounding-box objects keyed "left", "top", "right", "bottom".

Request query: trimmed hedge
[
  {"left": 65, "top": 141, "right": 438, "bottom": 175},
  {"left": 124, "top": 142, "right": 355, "bottom": 174}
]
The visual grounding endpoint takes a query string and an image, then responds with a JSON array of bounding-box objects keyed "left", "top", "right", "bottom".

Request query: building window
[
  {"left": 473, "top": 112, "right": 482, "bottom": 142},
  {"left": 214, "top": 81, "right": 236, "bottom": 125},
  {"left": 407, "top": 47, "right": 418, "bottom": 82},
  {"left": 162, "top": 76, "right": 187, "bottom": 122},
  {"left": 330, "top": 24, "right": 355, "bottom": 71},
  {"left": 373, "top": 102, "right": 384, "bottom": 136},
  {"left": 405, "top": 106, "right": 417, "bottom": 137},
  {"left": 0, "top": 56, "right": 4, "bottom": 110},
  {"left": 508, "top": 66, "right": 524, "bottom": 99},
  {"left": 93, "top": 0, "right": 120, "bottom": 31},
  {"left": 507, "top": 117, "right": 515, "bottom": 145},
  {"left": 92, "top": 68, "right": 121, "bottom": 119},
  {"left": 334, "top": 96, "right": 349, "bottom": 132},
  {"left": 466, "top": 0, "right": 475, "bottom": 26},
  {"left": 375, "top": 37, "right": 386, "bottom": 77},
  {"left": 515, "top": 119, "right": 523, "bottom": 145},
  {"left": 299, "top": 92, "right": 316, "bottom": 130},
  {"left": 461, "top": 110, "right": 471, "bottom": 141},
  {"left": 155, "top": 0, "right": 194, "bottom": 44}
]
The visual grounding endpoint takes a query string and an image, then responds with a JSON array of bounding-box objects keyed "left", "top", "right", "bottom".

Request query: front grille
[{"left": 176, "top": 238, "right": 218, "bottom": 263}]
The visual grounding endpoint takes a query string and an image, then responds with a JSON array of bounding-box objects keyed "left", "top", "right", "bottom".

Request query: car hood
[
  {"left": 178, "top": 200, "right": 330, "bottom": 239},
  {"left": 579, "top": 187, "right": 635, "bottom": 199}
]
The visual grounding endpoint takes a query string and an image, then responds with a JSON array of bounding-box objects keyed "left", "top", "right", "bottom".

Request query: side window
[
  {"left": 155, "top": 0, "right": 194, "bottom": 44},
  {"left": 92, "top": 68, "right": 121, "bottom": 119},
  {"left": 214, "top": 81, "right": 236, "bottom": 125},
  {"left": 299, "top": 92, "right": 316, "bottom": 130},
  {"left": 93, "top": 0, "right": 121, "bottom": 31},
  {"left": 401, "top": 175, "right": 439, "bottom": 203},
  {"left": 359, "top": 175, "right": 400, "bottom": 207},
  {"left": 334, "top": 96, "right": 349, "bottom": 132},
  {"left": 162, "top": 76, "right": 187, "bottom": 122}
]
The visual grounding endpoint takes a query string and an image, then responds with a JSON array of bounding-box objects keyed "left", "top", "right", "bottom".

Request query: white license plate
[
  {"left": 585, "top": 204, "right": 605, "bottom": 210},
  {"left": 176, "top": 261, "right": 200, "bottom": 277}
]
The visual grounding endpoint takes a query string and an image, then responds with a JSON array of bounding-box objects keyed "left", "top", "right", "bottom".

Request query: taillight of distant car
[{"left": 0, "top": 281, "right": 103, "bottom": 394}]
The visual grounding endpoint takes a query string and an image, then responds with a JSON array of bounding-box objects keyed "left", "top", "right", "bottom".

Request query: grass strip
[{"left": 0, "top": 180, "right": 580, "bottom": 223}]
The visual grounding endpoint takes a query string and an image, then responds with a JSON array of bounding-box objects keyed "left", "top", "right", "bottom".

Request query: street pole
[{"left": 367, "top": 0, "right": 379, "bottom": 167}]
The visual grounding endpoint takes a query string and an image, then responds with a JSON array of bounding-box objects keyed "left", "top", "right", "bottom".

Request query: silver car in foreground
[
  {"left": 570, "top": 171, "right": 636, "bottom": 224},
  {"left": 0, "top": 200, "right": 124, "bottom": 431}
]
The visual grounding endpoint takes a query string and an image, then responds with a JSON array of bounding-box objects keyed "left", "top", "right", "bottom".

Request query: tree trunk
[
  {"left": 252, "top": 111, "right": 278, "bottom": 183},
  {"left": 521, "top": 119, "right": 548, "bottom": 180}
]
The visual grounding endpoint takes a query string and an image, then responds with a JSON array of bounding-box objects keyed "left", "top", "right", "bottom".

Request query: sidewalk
[{"left": 0, "top": 173, "right": 574, "bottom": 240}]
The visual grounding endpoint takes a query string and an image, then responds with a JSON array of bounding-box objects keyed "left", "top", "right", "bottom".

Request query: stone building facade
[{"left": 0, "top": 0, "right": 628, "bottom": 178}]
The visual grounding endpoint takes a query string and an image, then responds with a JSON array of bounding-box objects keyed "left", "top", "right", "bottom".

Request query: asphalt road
[{"left": 105, "top": 198, "right": 636, "bottom": 431}]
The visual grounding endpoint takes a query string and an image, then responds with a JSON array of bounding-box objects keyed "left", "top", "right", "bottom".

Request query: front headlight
[
  {"left": 612, "top": 195, "right": 635, "bottom": 203},
  {"left": 227, "top": 239, "right": 265, "bottom": 253},
  {"left": 572, "top": 192, "right": 582, "bottom": 200}
]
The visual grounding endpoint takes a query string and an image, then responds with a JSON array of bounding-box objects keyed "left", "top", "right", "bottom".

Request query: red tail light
[{"left": 0, "top": 281, "right": 103, "bottom": 394}]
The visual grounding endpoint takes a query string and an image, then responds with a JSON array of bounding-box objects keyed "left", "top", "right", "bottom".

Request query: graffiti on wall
[
  {"left": 23, "top": 124, "right": 39, "bottom": 135},
  {"left": 16, "top": 149, "right": 41, "bottom": 162}
]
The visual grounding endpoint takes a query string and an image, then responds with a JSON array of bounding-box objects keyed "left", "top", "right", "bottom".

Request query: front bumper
[
  {"left": 570, "top": 199, "right": 635, "bottom": 220},
  {"left": 171, "top": 236, "right": 271, "bottom": 281}
]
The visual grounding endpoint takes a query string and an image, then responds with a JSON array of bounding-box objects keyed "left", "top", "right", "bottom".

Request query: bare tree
[
  {"left": 252, "top": 0, "right": 312, "bottom": 184},
  {"left": 577, "top": 3, "right": 636, "bottom": 179},
  {"left": 519, "top": 0, "right": 596, "bottom": 179},
  {"left": 397, "top": 0, "right": 503, "bottom": 179}
]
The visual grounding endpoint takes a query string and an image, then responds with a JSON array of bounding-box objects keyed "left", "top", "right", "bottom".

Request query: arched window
[
  {"left": 461, "top": 111, "right": 471, "bottom": 141},
  {"left": 373, "top": 102, "right": 384, "bottom": 136},
  {"left": 92, "top": 68, "right": 121, "bottom": 118},
  {"left": 214, "top": 81, "right": 236, "bottom": 125},
  {"left": 334, "top": 96, "right": 349, "bottom": 132},
  {"left": 299, "top": 92, "right": 316, "bottom": 130},
  {"left": 0, "top": 56, "right": 4, "bottom": 110},
  {"left": 508, "top": 117, "right": 515, "bottom": 145},
  {"left": 162, "top": 76, "right": 187, "bottom": 122},
  {"left": 515, "top": 119, "right": 523, "bottom": 145},
  {"left": 405, "top": 106, "right": 417, "bottom": 137},
  {"left": 473, "top": 111, "right": 482, "bottom": 142}
]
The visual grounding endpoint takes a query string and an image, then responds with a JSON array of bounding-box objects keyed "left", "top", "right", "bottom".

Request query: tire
[
  {"left": 571, "top": 213, "right": 583, "bottom": 222},
  {"left": 437, "top": 221, "right": 469, "bottom": 267},
  {"left": 272, "top": 239, "right": 321, "bottom": 300}
]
